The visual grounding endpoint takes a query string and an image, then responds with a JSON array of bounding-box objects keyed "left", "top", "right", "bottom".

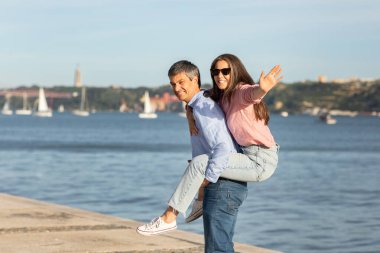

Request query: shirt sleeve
[
  {"left": 202, "top": 124, "right": 232, "bottom": 183},
  {"left": 238, "top": 84, "right": 264, "bottom": 106},
  {"left": 191, "top": 94, "right": 237, "bottom": 183}
]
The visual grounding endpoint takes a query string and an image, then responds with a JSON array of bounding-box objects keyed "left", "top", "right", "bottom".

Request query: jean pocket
[
  {"left": 204, "top": 185, "right": 219, "bottom": 202},
  {"left": 226, "top": 189, "right": 248, "bottom": 215}
]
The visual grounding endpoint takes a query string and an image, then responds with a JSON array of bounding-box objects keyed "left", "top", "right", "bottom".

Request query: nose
[{"left": 173, "top": 84, "right": 181, "bottom": 92}]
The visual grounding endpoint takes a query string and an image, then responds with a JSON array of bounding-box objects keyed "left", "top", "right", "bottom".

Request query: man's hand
[
  {"left": 259, "top": 65, "right": 283, "bottom": 94},
  {"left": 200, "top": 178, "right": 209, "bottom": 188}
]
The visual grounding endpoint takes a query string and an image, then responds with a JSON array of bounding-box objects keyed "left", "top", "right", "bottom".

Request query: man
[{"left": 137, "top": 60, "right": 247, "bottom": 252}]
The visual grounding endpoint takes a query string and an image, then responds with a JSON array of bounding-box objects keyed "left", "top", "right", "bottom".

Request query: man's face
[{"left": 170, "top": 72, "right": 199, "bottom": 103}]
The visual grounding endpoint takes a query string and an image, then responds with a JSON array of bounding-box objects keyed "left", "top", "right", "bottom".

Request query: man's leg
[{"left": 203, "top": 179, "right": 247, "bottom": 253}]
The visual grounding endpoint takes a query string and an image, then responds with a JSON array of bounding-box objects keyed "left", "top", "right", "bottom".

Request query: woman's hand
[
  {"left": 186, "top": 105, "right": 199, "bottom": 136},
  {"left": 259, "top": 65, "right": 283, "bottom": 94}
]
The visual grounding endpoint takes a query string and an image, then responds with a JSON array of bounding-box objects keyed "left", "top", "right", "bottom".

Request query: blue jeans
[{"left": 203, "top": 178, "right": 248, "bottom": 253}]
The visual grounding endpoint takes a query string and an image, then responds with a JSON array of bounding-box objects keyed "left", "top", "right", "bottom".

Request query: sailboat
[
  {"left": 72, "top": 86, "right": 90, "bottom": 117},
  {"left": 178, "top": 101, "right": 187, "bottom": 118},
  {"left": 319, "top": 112, "right": 337, "bottom": 125},
  {"left": 15, "top": 92, "right": 32, "bottom": 115},
  {"left": 1, "top": 96, "right": 13, "bottom": 115},
  {"left": 280, "top": 111, "right": 289, "bottom": 118},
  {"left": 138, "top": 91, "right": 157, "bottom": 119},
  {"left": 58, "top": 104, "right": 65, "bottom": 113},
  {"left": 34, "top": 88, "right": 52, "bottom": 117}
]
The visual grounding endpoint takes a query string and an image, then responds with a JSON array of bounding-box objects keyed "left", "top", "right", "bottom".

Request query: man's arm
[
  {"left": 203, "top": 125, "right": 234, "bottom": 183},
  {"left": 191, "top": 95, "right": 237, "bottom": 183}
]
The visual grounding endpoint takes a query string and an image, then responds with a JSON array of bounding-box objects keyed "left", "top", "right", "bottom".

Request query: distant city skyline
[{"left": 0, "top": 0, "right": 379, "bottom": 88}]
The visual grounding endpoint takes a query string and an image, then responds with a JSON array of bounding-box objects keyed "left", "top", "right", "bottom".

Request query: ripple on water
[{"left": 1, "top": 114, "right": 380, "bottom": 253}]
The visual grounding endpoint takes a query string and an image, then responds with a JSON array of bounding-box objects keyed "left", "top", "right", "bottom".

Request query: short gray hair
[{"left": 168, "top": 60, "right": 201, "bottom": 88}]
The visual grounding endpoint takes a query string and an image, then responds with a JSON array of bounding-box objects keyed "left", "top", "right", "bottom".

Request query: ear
[{"left": 192, "top": 76, "right": 199, "bottom": 85}]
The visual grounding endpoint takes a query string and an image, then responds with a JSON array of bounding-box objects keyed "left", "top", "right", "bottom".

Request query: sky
[{"left": 0, "top": 0, "right": 379, "bottom": 88}]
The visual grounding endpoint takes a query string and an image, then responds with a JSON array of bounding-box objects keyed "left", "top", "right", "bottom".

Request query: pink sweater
[{"left": 221, "top": 83, "right": 276, "bottom": 148}]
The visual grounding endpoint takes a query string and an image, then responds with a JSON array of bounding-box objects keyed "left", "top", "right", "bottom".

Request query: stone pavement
[{"left": 0, "top": 193, "right": 280, "bottom": 253}]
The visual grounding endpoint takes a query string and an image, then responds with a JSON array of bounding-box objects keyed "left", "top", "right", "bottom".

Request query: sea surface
[{"left": 0, "top": 113, "right": 379, "bottom": 253}]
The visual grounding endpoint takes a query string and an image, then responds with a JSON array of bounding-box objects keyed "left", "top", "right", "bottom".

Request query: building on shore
[{"left": 74, "top": 65, "right": 82, "bottom": 88}]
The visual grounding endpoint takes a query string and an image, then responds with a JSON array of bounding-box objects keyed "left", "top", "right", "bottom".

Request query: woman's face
[{"left": 212, "top": 60, "right": 231, "bottom": 90}]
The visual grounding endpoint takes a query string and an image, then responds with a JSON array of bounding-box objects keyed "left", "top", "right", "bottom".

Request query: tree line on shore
[{"left": 2, "top": 79, "right": 379, "bottom": 114}]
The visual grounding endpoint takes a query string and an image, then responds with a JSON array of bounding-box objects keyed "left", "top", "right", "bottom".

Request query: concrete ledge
[{"left": 0, "top": 193, "right": 280, "bottom": 253}]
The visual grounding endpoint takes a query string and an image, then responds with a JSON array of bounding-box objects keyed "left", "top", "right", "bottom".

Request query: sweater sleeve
[{"left": 238, "top": 84, "right": 264, "bottom": 106}]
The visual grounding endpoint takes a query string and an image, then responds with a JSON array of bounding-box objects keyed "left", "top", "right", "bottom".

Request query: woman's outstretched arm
[{"left": 252, "top": 65, "right": 283, "bottom": 100}]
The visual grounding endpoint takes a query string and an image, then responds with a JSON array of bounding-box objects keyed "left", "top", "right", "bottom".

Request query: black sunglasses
[{"left": 210, "top": 68, "right": 231, "bottom": 76}]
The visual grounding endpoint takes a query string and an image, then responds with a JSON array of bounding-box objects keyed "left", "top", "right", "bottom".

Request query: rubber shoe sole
[
  {"left": 185, "top": 208, "right": 203, "bottom": 223},
  {"left": 136, "top": 225, "right": 177, "bottom": 236}
]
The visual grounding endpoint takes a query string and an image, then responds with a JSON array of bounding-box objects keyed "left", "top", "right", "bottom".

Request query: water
[{"left": 0, "top": 113, "right": 379, "bottom": 253}]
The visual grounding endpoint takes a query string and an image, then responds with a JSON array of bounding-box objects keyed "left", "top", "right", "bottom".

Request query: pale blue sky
[{"left": 1, "top": 0, "right": 379, "bottom": 88}]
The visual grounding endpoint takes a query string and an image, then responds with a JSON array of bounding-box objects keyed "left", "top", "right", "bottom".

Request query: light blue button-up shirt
[{"left": 188, "top": 90, "right": 238, "bottom": 183}]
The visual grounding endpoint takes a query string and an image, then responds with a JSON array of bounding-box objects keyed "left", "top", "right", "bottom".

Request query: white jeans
[{"left": 168, "top": 144, "right": 279, "bottom": 215}]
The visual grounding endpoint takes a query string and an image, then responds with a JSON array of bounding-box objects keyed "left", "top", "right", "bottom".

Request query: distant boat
[
  {"left": 280, "top": 111, "right": 289, "bottom": 117},
  {"left": 319, "top": 112, "right": 337, "bottom": 125},
  {"left": 178, "top": 101, "right": 187, "bottom": 118},
  {"left": 1, "top": 97, "right": 13, "bottom": 115},
  {"left": 15, "top": 92, "right": 32, "bottom": 115},
  {"left": 138, "top": 91, "right": 157, "bottom": 119},
  {"left": 34, "top": 88, "right": 52, "bottom": 117},
  {"left": 119, "top": 103, "right": 128, "bottom": 112},
  {"left": 72, "top": 87, "right": 90, "bottom": 117},
  {"left": 58, "top": 104, "right": 65, "bottom": 113}
]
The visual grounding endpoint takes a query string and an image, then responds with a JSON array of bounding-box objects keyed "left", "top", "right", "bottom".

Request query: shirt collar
[{"left": 188, "top": 90, "right": 204, "bottom": 108}]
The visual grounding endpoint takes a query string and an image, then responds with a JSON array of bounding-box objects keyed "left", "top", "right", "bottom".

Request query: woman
[{"left": 137, "top": 54, "right": 282, "bottom": 235}]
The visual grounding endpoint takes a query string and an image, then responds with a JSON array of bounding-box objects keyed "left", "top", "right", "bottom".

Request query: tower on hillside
[
  {"left": 318, "top": 75, "right": 327, "bottom": 83},
  {"left": 74, "top": 65, "right": 82, "bottom": 87}
]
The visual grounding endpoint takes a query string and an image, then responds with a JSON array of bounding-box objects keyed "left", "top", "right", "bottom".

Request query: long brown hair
[{"left": 210, "top": 54, "right": 270, "bottom": 125}]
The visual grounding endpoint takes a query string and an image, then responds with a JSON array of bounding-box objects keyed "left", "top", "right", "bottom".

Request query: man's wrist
[{"left": 201, "top": 178, "right": 210, "bottom": 187}]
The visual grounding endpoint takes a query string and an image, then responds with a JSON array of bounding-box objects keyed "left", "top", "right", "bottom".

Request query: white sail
[
  {"left": 178, "top": 101, "right": 187, "bottom": 118},
  {"left": 80, "top": 87, "right": 86, "bottom": 111},
  {"left": 38, "top": 88, "right": 49, "bottom": 111},
  {"left": 58, "top": 104, "right": 65, "bottom": 113},
  {"left": 34, "top": 88, "right": 52, "bottom": 117},
  {"left": 72, "top": 86, "right": 90, "bottom": 116},
  {"left": 144, "top": 91, "right": 152, "bottom": 113},
  {"left": 16, "top": 92, "right": 32, "bottom": 115},
  {"left": 1, "top": 98, "right": 13, "bottom": 115},
  {"left": 138, "top": 91, "right": 157, "bottom": 119}
]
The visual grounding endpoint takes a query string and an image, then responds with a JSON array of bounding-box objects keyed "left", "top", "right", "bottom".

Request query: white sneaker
[
  {"left": 136, "top": 217, "right": 177, "bottom": 236},
  {"left": 185, "top": 199, "right": 203, "bottom": 223}
]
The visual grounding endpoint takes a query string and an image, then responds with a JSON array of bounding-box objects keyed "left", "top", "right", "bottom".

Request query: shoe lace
[{"left": 145, "top": 217, "right": 161, "bottom": 230}]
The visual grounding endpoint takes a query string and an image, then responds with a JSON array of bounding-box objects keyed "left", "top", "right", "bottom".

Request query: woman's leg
[
  {"left": 167, "top": 145, "right": 279, "bottom": 218},
  {"left": 138, "top": 144, "right": 279, "bottom": 234},
  {"left": 167, "top": 154, "right": 210, "bottom": 217},
  {"left": 220, "top": 144, "right": 279, "bottom": 182},
  {"left": 136, "top": 155, "right": 209, "bottom": 236}
]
